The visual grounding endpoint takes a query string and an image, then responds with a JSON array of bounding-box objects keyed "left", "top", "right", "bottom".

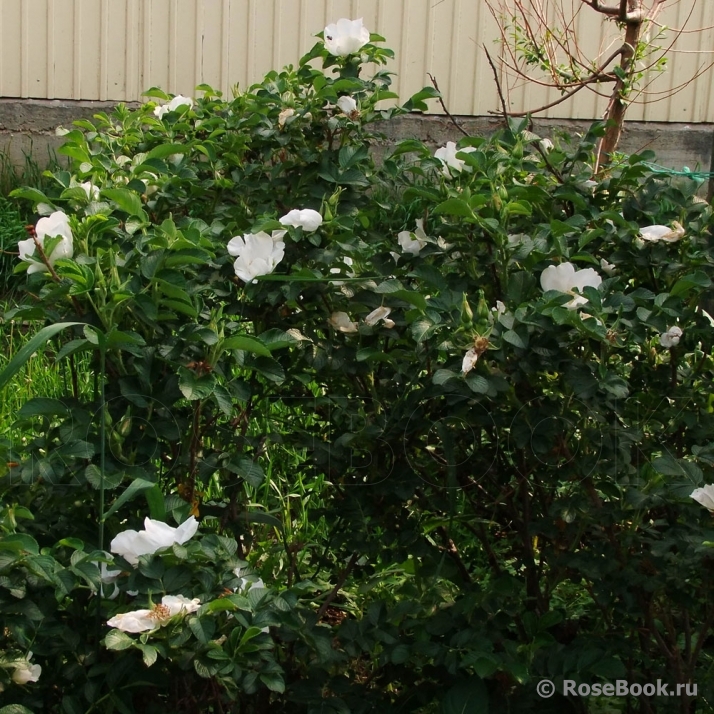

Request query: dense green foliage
[{"left": 2, "top": 25, "right": 714, "bottom": 714}]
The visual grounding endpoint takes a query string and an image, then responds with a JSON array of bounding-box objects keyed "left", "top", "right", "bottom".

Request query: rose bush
[{"left": 2, "top": 16, "right": 714, "bottom": 714}]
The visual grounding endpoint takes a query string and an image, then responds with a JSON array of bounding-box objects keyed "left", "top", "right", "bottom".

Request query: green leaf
[
  {"left": 502, "top": 329, "right": 526, "bottom": 349},
  {"left": 178, "top": 369, "right": 216, "bottom": 400},
  {"left": 670, "top": 271, "right": 711, "bottom": 297},
  {"left": 103, "top": 478, "right": 157, "bottom": 520},
  {"left": 105, "top": 629, "right": 135, "bottom": 651},
  {"left": 101, "top": 188, "right": 146, "bottom": 218},
  {"left": 434, "top": 198, "right": 476, "bottom": 220},
  {"left": 137, "top": 643, "right": 158, "bottom": 667},
  {"left": 0, "top": 533, "right": 40, "bottom": 555},
  {"left": 0, "top": 705, "right": 37, "bottom": 714},
  {"left": 259, "top": 673, "right": 285, "bottom": 693},
  {"left": 221, "top": 335, "right": 271, "bottom": 357},
  {"left": 145, "top": 484, "right": 166, "bottom": 520},
  {"left": 188, "top": 616, "right": 216, "bottom": 644},
  {"left": 146, "top": 143, "right": 191, "bottom": 160},
  {"left": 433, "top": 369, "right": 459, "bottom": 386},
  {"left": 0, "top": 322, "right": 84, "bottom": 392},
  {"left": 18, "top": 398, "right": 70, "bottom": 418}
]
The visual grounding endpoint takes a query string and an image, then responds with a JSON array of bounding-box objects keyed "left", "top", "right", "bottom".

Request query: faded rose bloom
[
  {"left": 278, "top": 107, "right": 295, "bottom": 128},
  {"left": 540, "top": 262, "right": 602, "bottom": 310},
  {"left": 640, "top": 222, "right": 685, "bottom": 243},
  {"left": 329, "top": 311, "right": 358, "bottom": 333},
  {"left": 110, "top": 516, "right": 199, "bottom": 567},
  {"left": 691, "top": 484, "right": 714, "bottom": 512},
  {"left": 227, "top": 230, "right": 286, "bottom": 283},
  {"left": 18, "top": 211, "right": 74, "bottom": 274},
  {"left": 660, "top": 326, "right": 682, "bottom": 348},
  {"left": 107, "top": 595, "right": 201, "bottom": 633},
  {"left": 462, "top": 348, "right": 480, "bottom": 375},
  {"left": 153, "top": 95, "right": 193, "bottom": 119},
  {"left": 434, "top": 142, "right": 476, "bottom": 176},
  {"left": 279, "top": 209, "right": 323, "bottom": 232},
  {"left": 539, "top": 138, "right": 554, "bottom": 152},
  {"left": 364, "top": 306, "right": 392, "bottom": 326},
  {"left": 323, "top": 18, "right": 370, "bottom": 56}
]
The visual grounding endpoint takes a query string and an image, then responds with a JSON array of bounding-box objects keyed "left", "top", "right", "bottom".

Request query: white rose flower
[
  {"left": 18, "top": 211, "right": 74, "bottom": 274},
  {"left": 659, "top": 326, "right": 682, "bottom": 348},
  {"left": 639, "top": 222, "right": 685, "bottom": 243},
  {"left": 110, "top": 516, "right": 199, "bottom": 567},
  {"left": 323, "top": 18, "right": 370, "bottom": 56},
  {"left": 364, "top": 306, "right": 392, "bottom": 326},
  {"left": 279, "top": 209, "right": 323, "bottom": 232},
  {"left": 337, "top": 96, "right": 358, "bottom": 116},
  {"left": 434, "top": 142, "right": 476, "bottom": 176},
  {"left": 539, "top": 138, "right": 554, "bottom": 152},
  {"left": 80, "top": 182, "right": 100, "bottom": 201},
  {"left": 462, "top": 348, "right": 480, "bottom": 375},
  {"left": 227, "top": 230, "right": 287, "bottom": 283},
  {"left": 12, "top": 653, "right": 41, "bottom": 685},
  {"left": 329, "top": 311, "right": 358, "bottom": 333},
  {"left": 398, "top": 219, "right": 429, "bottom": 256},
  {"left": 540, "top": 262, "right": 602, "bottom": 310},
  {"left": 691, "top": 484, "right": 714, "bottom": 512},
  {"left": 154, "top": 95, "right": 193, "bottom": 119},
  {"left": 107, "top": 595, "right": 201, "bottom": 633}
]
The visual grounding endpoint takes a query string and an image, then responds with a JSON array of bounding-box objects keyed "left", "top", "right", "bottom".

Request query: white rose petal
[
  {"left": 154, "top": 95, "right": 193, "bottom": 119},
  {"left": 337, "top": 95, "right": 358, "bottom": 116},
  {"left": 398, "top": 218, "right": 429, "bottom": 256},
  {"left": 19, "top": 211, "right": 74, "bottom": 274},
  {"left": 107, "top": 595, "right": 201, "bottom": 633},
  {"left": 12, "top": 653, "right": 41, "bottom": 685},
  {"left": 324, "top": 18, "right": 370, "bottom": 57},
  {"left": 691, "top": 484, "right": 714, "bottom": 512},
  {"left": 639, "top": 222, "right": 685, "bottom": 243},
  {"left": 462, "top": 348, "right": 479, "bottom": 375},
  {"left": 329, "top": 311, "right": 358, "bottom": 333},
  {"left": 600, "top": 258, "right": 617, "bottom": 276},
  {"left": 110, "top": 516, "right": 199, "bottom": 567},
  {"left": 364, "top": 306, "right": 392, "bottom": 326},
  {"left": 227, "top": 230, "right": 286, "bottom": 283},
  {"left": 80, "top": 182, "right": 100, "bottom": 201},
  {"left": 539, "top": 138, "right": 554, "bottom": 152},
  {"left": 434, "top": 142, "right": 477, "bottom": 176},
  {"left": 540, "top": 262, "right": 602, "bottom": 310},
  {"left": 279, "top": 209, "right": 323, "bottom": 233},
  {"left": 278, "top": 107, "right": 295, "bottom": 128}
]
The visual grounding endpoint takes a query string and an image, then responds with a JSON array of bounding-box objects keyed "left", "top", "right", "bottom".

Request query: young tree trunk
[{"left": 596, "top": 0, "right": 666, "bottom": 170}]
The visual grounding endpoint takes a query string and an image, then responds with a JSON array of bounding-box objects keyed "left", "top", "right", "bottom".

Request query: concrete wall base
[{"left": 1, "top": 98, "right": 712, "bottom": 184}]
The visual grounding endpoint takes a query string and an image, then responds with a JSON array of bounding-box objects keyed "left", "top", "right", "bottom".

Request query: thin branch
[
  {"left": 427, "top": 74, "right": 468, "bottom": 136},
  {"left": 316, "top": 552, "right": 359, "bottom": 620},
  {"left": 577, "top": 0, "right": 620, "bottom": 16},
  {"left": 484, "top": 48, "right": 509, "bottom": 121}
]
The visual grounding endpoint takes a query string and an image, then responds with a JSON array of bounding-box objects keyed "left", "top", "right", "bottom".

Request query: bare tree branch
[{"left": 427, "top": 74, "right": 468, "bottom": 136}]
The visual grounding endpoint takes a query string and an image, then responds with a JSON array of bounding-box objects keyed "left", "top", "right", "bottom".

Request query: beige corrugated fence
[{"left": 1, "top": 0, "right": 713, "bottom": 121}]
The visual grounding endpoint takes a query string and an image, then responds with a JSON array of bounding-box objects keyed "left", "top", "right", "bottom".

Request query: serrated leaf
[
  {"left": 138, "top": 644, "right": 158, "bottom": 667},
  {"left": 101, "top": 188, "right": 146, "bottom": 218},
  {"left": 105, "top": 629, "right": 135, "bottom": 651}
]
